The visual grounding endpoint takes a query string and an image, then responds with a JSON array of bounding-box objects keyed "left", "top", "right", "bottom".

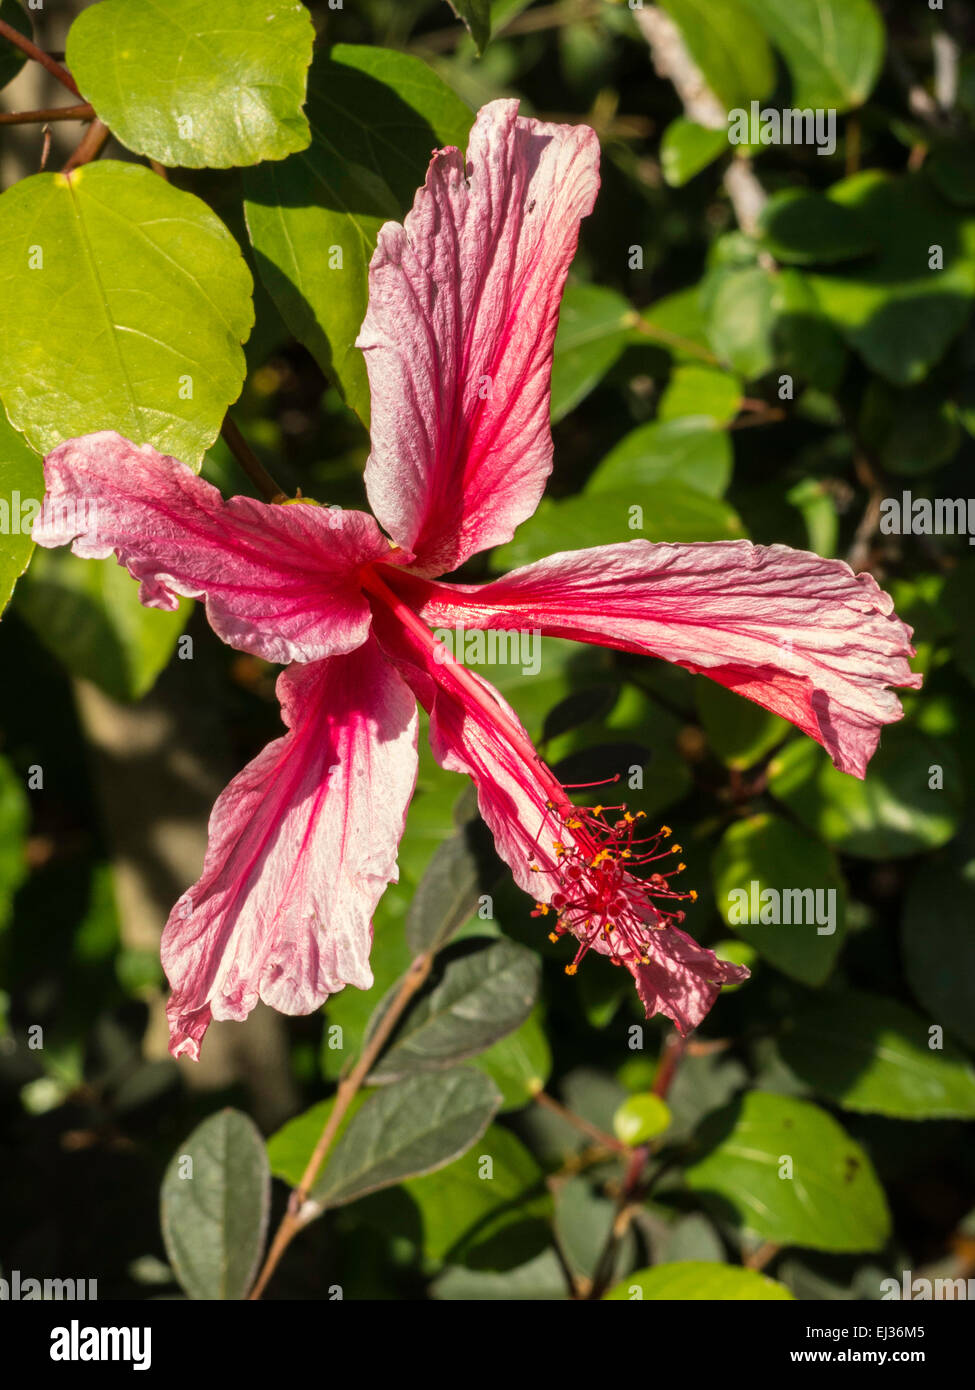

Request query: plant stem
[
  {"left": 0, "top": 103, "right": 94, "bottom": 125},
  {"left": 586, "top": 1028, "right": 688, "bottom": 1300},
  {"left": 0, "top": 18, "right": 80, "bottom": 96},
  {"left": 62, "top": 117, "right": 110, "bottom": 174},
  {"left": 248, "top": 953, "right": 434, "bottom": 1300},
  {"left": 220, "top": 416, "right": 287, "bottom": 504},
  {"left": 534, "top": 1089, "right": 627, "bottom": 1152}
]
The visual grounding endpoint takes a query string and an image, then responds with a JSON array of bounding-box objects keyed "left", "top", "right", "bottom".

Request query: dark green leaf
[
  {"left": 659, "top": 0, "right": 775, "bottom": 110},
  {"left": 16, "top": 550, "right": 189, "bottom": 702},
  {"left": 369, "top": 940, "right": 540, "bottom": 1082},
  {"left": 586, "top": 417, "right": 733, "bottom": 498},
  {"left": 551, "top": 283, "right": 634, "bottom": 421},
  {"left": 779, "top": 990, "right": 975, "bottom": 1119},
  {"left": 0, "top": 0, "right": 29, "bottom": 89},
  {"left": 446, "top": 0, "right": 491, "bottom": 54},
  {"left": 741, "top": 0, "right": 884, "bottom": 111},
  {"left": 160, "top": 1109, "right": 270, "bottom": 1300},
  {"left": 660, "top": 118, "right": 728, "bottom": 187},
  {"left": 759, "top": 189, "right": 875, "bottom": 264},
  {"left": 311, "top": 1068, "right": 501, "bottom": 1208},
  {"left": 685, "top": 1091, "right": 891, "bottom": 1252},
  {"left": 710, "top": 811, "right": 846, "bottom": 985},
  {"left": 244, "top": 45, "right": 472, "bottom": 422},
  {"left": 768, "top": 727, "right": 962, "bottom": 859}
]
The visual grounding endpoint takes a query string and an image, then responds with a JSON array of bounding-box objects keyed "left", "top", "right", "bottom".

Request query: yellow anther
[
  {"left": 591, "top": 849, "right": 612, "bottom": 868},
  {"left": 564, "top": 963, "right": 578, "bottom": 976},
  {"left": 621, "top": 849, "right": 631, "bottom": 859},
  {"left": 676, "top": 862, "right": 686, "bottom": 872},
  {"left": 671, "top": 844, "right": 682, "bottom": 854},
  {"left": 640, "top": 955, "right": 650, "bottom": 965},
  {"left": 660, "top": 824, "right": 670, "bottom": 835},
  {"left": 623, "top": 811, "right": 635, "bottom": 824},
  {"left": 535, "top": 902, "right": 549, "bottom": 915},
  {"left": 689, "top": 889, "right": 698, "bottom": 902},
  {"left": 567, "top": 818, "right": 582, "bottom": 829},
  {"left": 548, "top": 932, "right": 559, "bottom": 944}
]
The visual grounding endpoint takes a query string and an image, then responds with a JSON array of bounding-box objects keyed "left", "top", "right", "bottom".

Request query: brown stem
[
  {"left": 62, "top": 118, "right": 110, "bottom": 174},
  {"left": 0, "top": 102, "right": 94, "bottom": 125},
  {"left": 248, "top": 953, "right": 434, "bottom": 1300},
  {"left": 586, "top": 1028, "right": 689, "bottom": 1299},
  {"left": 0, "top": 18, "right": 81, "bottom": 96},
  {"left": 534, "top": 1089, "right": 627, "bottom": 1153},
  {"left": 220, "top": 416, "right": 287, "bottom": 504}
]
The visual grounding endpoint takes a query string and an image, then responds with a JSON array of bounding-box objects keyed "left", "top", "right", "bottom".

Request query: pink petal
[
  {"left": 357, "top": 99, "right": 599, "bottom": 577},
  {"left": 388, "top": 540, "right": 922, "bottom": 778},
  {"left": 369, "top": 599, "right": 744, "bottom": 1031},
  {"left": 162, "top": 641, "right": 417, "bottom": 1060},
  {"left": 36, "top": 431, "right": 397, "bottom": 663},
  {"left": 628, "top": 933, "right": 747, "bottom": 1037}
]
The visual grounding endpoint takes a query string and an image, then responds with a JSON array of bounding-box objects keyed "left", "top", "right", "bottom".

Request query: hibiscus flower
[{"left": 33, "top": 100, "right": 920, "bottom": 1058}]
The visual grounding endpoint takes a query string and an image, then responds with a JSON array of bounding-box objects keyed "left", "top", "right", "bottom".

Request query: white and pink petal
[
  {"left": 162, "top": 641, "right": 418, "bottom": 1060},
  {"left": 357, "top": 99, "right": 600, "bottom": 577},
  {"left": 36, "top": 431, "right": 395, "bottom": 664}
]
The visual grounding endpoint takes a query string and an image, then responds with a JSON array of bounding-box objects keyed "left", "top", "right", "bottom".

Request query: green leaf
[
  {"left": 779, "top": 991, "right": 975, "bottom": 1120},
  {"left": 0, "top": 755, "right": 29, "bottom": 932},
  {"left": 928, "top": 144, "right": 975, "bottom": 208},
  {"left": 703, "top": 265, "right": 776, "bottom": 379},
  {"left": 658, "top": 368, "right": 743, "bottom": 428},
  {"left": 696, "top": 679, "right": 789, "bottom": 769},
  {"left": 586, "top": 417, "right": 732, "bottom": 499},
  {"left": 555, "top": 1174, "right": 637, "bottom": 1281},
  {"left": 473, "top": 1006, "right": 552, "bottom": 1111},
  {"left": 16, "top": 549, "right": 189, "bottom": 702},
  {"left": 551, "top": 283, "right": 634, "bottom": 421},
  {"left": 66, "top": 0, "right": 314, "bottom": 168},
  {"left": 160, "top": 1109, "right": 270, "bottom": 1300},
  {"left": 659, "top": 0, "right": 775, "bottom": 110},
  {"left": 771, "top": 267, "right": 848, "bottom": 393},
  {"left": 447, "top": 0, "right": 491, "bottom": 54},
  {"left": 0, "top": 412, "right": 42, "bottom": 614},
  {"left": 759, "top": 189, "right": 875, "bottom": 264},
  {"left": 741, "top": 0, "right": 884, "bottom": 111},
  {"left": 402, "top": 1124, "right": 548, "bottom": 1265},
  {"left": 635, "top": 286, "right": 715, "bottom": 365},
  {"left": 0, "top": 0, "right": 30, "bottom": 89},
  {"left": 806, "top": 172, "right": 975, "bottom": 386},
  {"left": 660, "top": 118, "right": 728, "bottom": 187},
  {"left": 605, "top": 1261, "right": 794, "bottom": 1300},
  {"left": 492, "top": 486, "right": 745, "bottom": 571},
  {"left": 710, "top": 812, "right": 846, "bottom": 985},
  {"left": 613, "top": 1094, "right": 672, "bottom": 1146},
  {"left": 433, "top": 1247, "right": 567, "bottom": 1300},
  {"left": 768, "top": 727, "right": 962, "bottom": 859},
  {"left": 405, "top": 826, "right": 485, "bottom": 957},
  {"left": 369, "top": 940, "right": 540, "bottom": 1083},
  {"left": 244, "top": 45, "right": 472, "bottom": 423},
  {"left": 902, "top": 856, "right": 975, "bottom": 1049},
  {"left": 311, "top": 1068, "right": 501, "bottom": 1208},
  {"left": 0, "top": 162, "right": 253, "bottom": 465},
  {"left": 685, "top": 1091, "right": 891, "bottom": 1252},
  {"left": 266, "top": 1094, "right": 367, "bottom": 1187},
  {"left": 859, "top": 380, "right": 961, "bottom": 476}
]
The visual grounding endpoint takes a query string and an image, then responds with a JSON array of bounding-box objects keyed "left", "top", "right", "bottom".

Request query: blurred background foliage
[{"left": 2, "top": 0, "right": 975, "bottom": 1301}]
